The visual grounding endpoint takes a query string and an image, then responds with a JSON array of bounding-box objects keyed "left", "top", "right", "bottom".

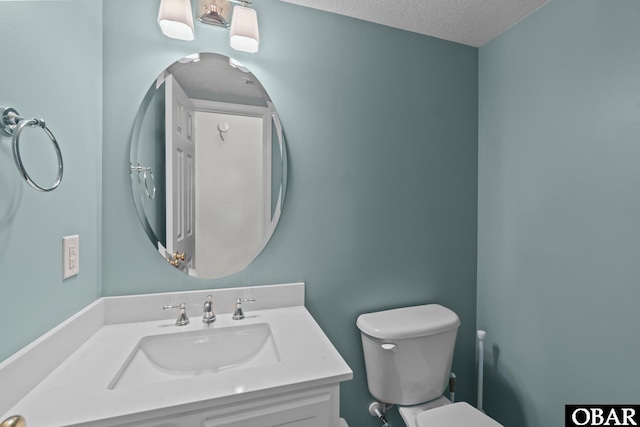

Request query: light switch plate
[{"left": 62, "top": 235, "right": 79, "bottom": 280}]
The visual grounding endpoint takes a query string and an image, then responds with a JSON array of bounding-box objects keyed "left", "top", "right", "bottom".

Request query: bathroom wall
[
  {"left": 102, "top": 0, "right": 478, "bottom": 425},
  {"left": 0, "top": 0, "right": 102, "bottom": 362},
  {"left": 477, "top": 1, "right": 640, "bottom": 426},
  {"left": 7, "top": 1, "right": 640, "bottom": 425}
]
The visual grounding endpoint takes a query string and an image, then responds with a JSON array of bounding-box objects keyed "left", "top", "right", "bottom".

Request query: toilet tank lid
[{"left": 356, "top": 304, "right": 460, "bottom": 340}]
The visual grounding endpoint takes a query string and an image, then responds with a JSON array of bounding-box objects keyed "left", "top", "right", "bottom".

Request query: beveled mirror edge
[{"left": 129, "top": 83, "right": 162, "bottom": 250}]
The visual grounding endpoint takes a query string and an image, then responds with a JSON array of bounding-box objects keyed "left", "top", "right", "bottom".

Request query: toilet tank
[{"left": 357, "top": 304, "right": 460, "bottom": 406}]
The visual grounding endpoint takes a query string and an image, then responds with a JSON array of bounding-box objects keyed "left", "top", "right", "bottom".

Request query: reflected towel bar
[{"left": 1, "top": 106, "right": 63, "bottom": 192}]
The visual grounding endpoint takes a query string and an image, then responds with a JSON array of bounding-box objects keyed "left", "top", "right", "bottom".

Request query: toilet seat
[{"left": 415, "top": 402, "right": 503, "bottom": 427}]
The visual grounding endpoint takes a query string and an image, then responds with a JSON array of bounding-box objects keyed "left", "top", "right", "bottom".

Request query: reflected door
[
  {"left": 165, "top": 75, "right": 196, "bottom": 273},
  {"left": 195, "top": 110, "right": 265, "bottom": 278}
]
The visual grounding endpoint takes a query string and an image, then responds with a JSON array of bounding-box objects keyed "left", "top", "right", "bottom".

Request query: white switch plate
[{"left": 62, "top": 235, "right": 79, "bottom": 280}]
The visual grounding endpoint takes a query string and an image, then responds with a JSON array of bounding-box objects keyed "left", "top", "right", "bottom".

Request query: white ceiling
[{"left": 280, "top": 0, "right": 549, "bottom": 47}]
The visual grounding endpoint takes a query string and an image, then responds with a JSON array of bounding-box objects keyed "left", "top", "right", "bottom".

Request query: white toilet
[{"left": 357, "top": 304, "right": 503, "bottom": 427}]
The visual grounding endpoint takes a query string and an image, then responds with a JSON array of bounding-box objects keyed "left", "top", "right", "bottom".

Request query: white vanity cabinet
[
  {"left": 0, "top": 285, "right": 353, "bottom": 427},
  {"left": 124, "top": 386, "right": 340, "bottom": 427}
]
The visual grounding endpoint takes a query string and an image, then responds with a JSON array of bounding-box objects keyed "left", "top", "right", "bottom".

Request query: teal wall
[
  {"left": 1, "top": 1, "right": 478, "bottom": 425},
  {"left": 6, "top": 1, "right": 640, "bottom": 425},
  {"left": 102, "top": 0, "right": 478, "bottom": 425},
  {"left": 478, "top": 1, "right": 640, "bottom": 426},
  {"left": 0, "top": 1, "right": 102, "bottom": 362}
]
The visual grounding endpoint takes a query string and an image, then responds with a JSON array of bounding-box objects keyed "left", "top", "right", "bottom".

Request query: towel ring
[
  {"left": 143, "top": 167, "right": 156, "bottom": 199},
  {"left": 1, "top": 107, "right": 63, "bottom": 192},
  {"left": 130, "top": 163, "right": 156, "bottom": 199}
]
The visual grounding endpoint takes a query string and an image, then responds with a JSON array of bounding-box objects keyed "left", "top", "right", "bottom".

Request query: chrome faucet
[
  {"left": 163, "top": 302, "right": 189, "bottom": 326},
  {"left": 202, "top": 295, "right": 216, "bottom": 324},
  {"left": 233, "top": 298, "right": 256, "bottom": 320}
]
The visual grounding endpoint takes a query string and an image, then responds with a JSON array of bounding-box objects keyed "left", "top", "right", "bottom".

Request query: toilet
[{"left": 357, "top": 304, "right": 503, "bottom": 427}]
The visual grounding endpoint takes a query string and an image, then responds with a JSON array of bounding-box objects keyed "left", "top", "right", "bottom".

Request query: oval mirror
[{"left": 129, "top": 53, "right": 287, "bottom": 279}]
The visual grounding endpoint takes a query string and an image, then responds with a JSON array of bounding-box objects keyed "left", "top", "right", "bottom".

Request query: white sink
[{"left": 108, "top": 323, "right": 280, "bottom": 389}]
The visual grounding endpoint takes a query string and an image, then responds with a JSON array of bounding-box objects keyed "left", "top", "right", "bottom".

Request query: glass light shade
[
  {"left": 158, "top": 0, "right": 195, "bottom": 41},
  {"left": 229, "top": 5, "right": 260, "bottom": 53}
]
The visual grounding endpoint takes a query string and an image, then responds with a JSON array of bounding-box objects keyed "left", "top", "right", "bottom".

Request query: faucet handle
[
  {"left": 163, "top": 302, "right": 190, "bottom": 326},
  {"left": 233, "top": 298, "right": 255, "bottom": 320},
  {"left": 202, "top": 295, "right": 216, "bottom": 324}
]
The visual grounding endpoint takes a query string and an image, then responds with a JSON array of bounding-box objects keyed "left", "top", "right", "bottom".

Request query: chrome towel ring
[
  {"left": 130, "top": 163, "right": 156, "bottom": 199},
  {"left": 1, "top": 106, "right": 63, "bottom": 192}
]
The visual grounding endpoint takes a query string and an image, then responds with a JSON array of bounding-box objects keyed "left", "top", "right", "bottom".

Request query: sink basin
[{"left": 108, "top": 323, "right": 280, "bottom": 389}]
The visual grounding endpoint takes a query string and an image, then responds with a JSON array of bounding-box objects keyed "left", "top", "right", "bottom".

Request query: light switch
[{"left": 63, "top": 235, "right": 79, "bottom": 280}]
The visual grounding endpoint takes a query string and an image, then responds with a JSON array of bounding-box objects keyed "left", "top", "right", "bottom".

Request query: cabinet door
[{"left": 202, "top": 393, "right": 332, "bottom": 427}]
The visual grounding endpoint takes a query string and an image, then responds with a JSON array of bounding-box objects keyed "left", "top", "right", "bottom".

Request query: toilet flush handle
[{"left": 381, "top": 343, "right": 398, "bottom": 352}]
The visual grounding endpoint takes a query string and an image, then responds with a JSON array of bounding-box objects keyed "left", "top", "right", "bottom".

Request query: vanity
[{"left": 0, "top": 283, "right": 353, "bottom": 427}]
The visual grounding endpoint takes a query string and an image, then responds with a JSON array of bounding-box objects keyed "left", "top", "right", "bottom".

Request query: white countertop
[{"left": 0, "top": 283, "right": 353, "bottom": 427}]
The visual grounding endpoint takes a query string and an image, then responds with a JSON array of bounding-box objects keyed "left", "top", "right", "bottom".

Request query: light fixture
[
  {"left": 196, "top": 0, "right": 232, "bottom": 27},
  {"left": 229, "top": 1, "right": 260, "bottom": 53},
  {"left": 157, "top": 0, "right": 195, "bottom": 41}
]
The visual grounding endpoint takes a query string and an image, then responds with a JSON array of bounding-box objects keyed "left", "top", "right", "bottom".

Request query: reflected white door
[
  {"left": 165, "top": 75, "right": 196, "bottom": 272},
  {"left": 195, "top": 111, "right": 265, "bottom": 278}
]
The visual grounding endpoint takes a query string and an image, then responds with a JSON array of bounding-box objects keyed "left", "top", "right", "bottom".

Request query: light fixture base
[{"left": 196, "top": 0, "right": 251, "bottom": 28}]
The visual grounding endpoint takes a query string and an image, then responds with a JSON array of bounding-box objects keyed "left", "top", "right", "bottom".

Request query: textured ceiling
[{"left": 280, "top": 0, "right": 549, "bottom": 47}]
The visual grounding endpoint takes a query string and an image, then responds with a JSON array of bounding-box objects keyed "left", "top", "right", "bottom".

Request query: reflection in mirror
[{"left": 130, "top": 53, "right": 287, "bottom": 279}]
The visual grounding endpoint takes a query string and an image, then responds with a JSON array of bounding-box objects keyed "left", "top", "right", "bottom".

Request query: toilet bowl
[{"left": 356, "top": 304, "right": 503, "bottom": 427}]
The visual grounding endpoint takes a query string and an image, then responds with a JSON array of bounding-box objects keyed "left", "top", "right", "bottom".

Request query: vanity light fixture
[
  {"left": 196, "top": 0, "right": 233, "bottom": 27},
  {"left": 157, "top": 0, "right": 195, "bottom": 41},
  {"left": 229, "top": 1, "right": 260, "bottom": 53}
]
